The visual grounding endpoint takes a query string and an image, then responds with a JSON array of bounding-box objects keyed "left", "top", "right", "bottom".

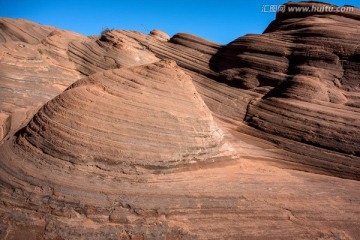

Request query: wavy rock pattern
[
  {"left": 0, "top": 18, "right": 158, "bottom": 142},
  {"left": 0, "top": 18, "right": 84, "bottom": 140},
  {"left": 115, "top": 30, "right": 259, "bottom": 122},
  {"left": 0, "top": 2, "right": 360, "bottom": 239},
  {"left": 67, "top": 30, "right": 158, "bottom": 76},
  {"left": 5, "top": 60, "right": 234, "bottom": 172},
  {"left": 211, "top": 2, "right": 360, "bottom": 178}
]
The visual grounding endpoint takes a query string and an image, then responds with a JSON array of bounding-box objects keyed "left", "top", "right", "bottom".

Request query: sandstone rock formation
[
  {"left": 2, "top": 60, "right": 235, "bottom": 173},
  {"left": 0, "top": 1, "right": 360, "bottom": 239},
  {"left": 210, "top": 2, "right": 360, "bottom": 178},
  {"left": 149, "top": 29, "right": 170, "bottom": 41},
  {"left": 0, "top": 18, "right": 158, "bottom": 141}
]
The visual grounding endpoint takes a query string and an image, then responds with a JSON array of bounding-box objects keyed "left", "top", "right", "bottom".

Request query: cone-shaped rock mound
[{"left": 1, "top": 60, "right": 235, "bottom": 176}]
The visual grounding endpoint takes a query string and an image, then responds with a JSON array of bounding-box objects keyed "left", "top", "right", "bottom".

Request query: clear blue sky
[{"left": 0, "top": 0, "right": 359, "bottom": 44}]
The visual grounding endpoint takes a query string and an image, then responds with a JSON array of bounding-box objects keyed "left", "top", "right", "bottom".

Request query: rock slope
[
  {"left": 1, "top": 60, "right": 235, "bottom": 173},
  {"left": 0, "top": 1, "right": 360, "bottom": 239},
  {"left": 209, "top": 2, "right": 360, "bottom": 178},
  {"left": 0, "top": 18, "right": 158, "bottom": 141}
]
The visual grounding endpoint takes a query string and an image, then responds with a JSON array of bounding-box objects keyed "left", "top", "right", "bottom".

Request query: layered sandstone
[
  {"left": 0, "top": 18, "right": 158, "bottom": 141},
  {"left": 0, "top": 1, "right": 360, "bottom": 239},
  {"left": 210, "top": 2, "right": 360, "bottom": 178},
  {"left": 1, "top": 60, "right": 235, "bottom": 173}
]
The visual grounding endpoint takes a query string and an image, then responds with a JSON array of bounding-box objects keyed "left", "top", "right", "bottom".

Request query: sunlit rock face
[
  {"left": 0, "top": 18, "right": 158, "bottom": 141},
  {"left": 0, "top": 2, "right": 360, "bottom": 239},
  {"left": 210, "top": 2, "right": 360, "bottom": 178}
]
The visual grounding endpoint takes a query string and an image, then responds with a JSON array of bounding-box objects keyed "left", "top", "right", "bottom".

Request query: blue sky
[{"left": 0, "top": 0, "right": 359, "bottom": 44}]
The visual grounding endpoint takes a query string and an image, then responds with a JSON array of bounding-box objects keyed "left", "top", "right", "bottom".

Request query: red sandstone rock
[
  {"left": 0, "top": 2, "right": 360, "bottom": 239},
  {"left": 149, "top": 29, "right": 170, "bottom": 41},
  {"left": 210, "top": 2, "right": 360, "bottom": 178},
  {"left": 0, "top": 18, "right": 158, "bottom": 141}
]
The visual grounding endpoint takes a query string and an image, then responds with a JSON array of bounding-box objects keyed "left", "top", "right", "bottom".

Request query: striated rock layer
[
  {"left": 209, "top": 2, "right": 360, "bottom": 179},
  {"left": 0, "top": 1, "right": 360, "bottom": 239},
  {"left": 0, "top": 18, "right": 83, "bottom": 140},
  {"left": 0, "top": 18, "right": 158, "bottom": 141},
  {"left": 2, "top": 60, "right": 235, "bottom": 173}
]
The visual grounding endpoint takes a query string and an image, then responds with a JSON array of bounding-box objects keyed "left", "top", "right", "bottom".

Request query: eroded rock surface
[
  {"left": 0, "top": 2, "right": 360, "bottom": 239},
  {"left": 0, "top": 18, "right": 158, "bottom": 141},
  {"left": 210, "top": 2, "right": 360, "bottom": 179}
]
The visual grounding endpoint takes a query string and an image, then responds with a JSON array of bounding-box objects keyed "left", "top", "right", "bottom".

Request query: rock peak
[{"left": 149, "top": 29, "right": 170, "bottom": 41}]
